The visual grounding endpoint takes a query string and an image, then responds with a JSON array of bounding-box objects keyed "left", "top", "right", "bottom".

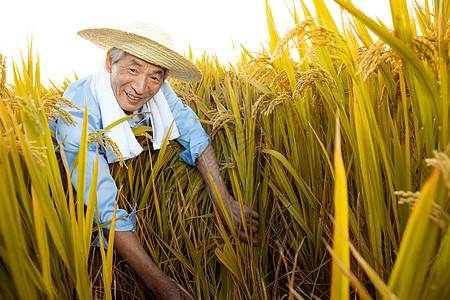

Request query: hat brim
[{"left": 78, "top": 28, "right": 202, "bottom": 82}]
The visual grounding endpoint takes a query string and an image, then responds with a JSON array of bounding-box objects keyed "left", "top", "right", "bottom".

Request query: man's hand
[
  {"left": 217, "top": 192, "right": 260, "bottom": 246},
  {"left": 196, "top": 144, "right": 260, "bottom": 246}
]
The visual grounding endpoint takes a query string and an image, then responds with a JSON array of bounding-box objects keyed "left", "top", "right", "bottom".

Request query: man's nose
[{"left": 132, "top": 75, "right": 148, "bottom": 94}]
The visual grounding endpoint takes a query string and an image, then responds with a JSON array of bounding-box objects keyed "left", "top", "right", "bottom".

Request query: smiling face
[{"left": 106, "top": 51, "right": 165, "bottom": 114}]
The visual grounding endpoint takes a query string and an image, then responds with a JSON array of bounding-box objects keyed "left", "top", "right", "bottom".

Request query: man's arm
[
  {"left": 195, "top": 144, "right": 260, "bottom": 246},
  {"left": 161, "top": 82, "right": 260, "bottom": 245},
  {"left": 57, "top": 103, "right": 136, "bottom": 232},
  {"left": 103, "top": 230, "right": 192, "bottom": 299}
]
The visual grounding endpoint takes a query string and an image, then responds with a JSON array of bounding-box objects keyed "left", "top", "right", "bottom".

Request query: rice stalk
[
  {"left": 0, "top": 53, "right": 6, "bottom": 95},
  {"left": 330, "top": 114, "right": 350, "bottom": 300}
]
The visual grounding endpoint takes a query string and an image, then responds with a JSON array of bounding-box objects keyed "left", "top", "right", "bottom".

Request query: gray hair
[
  {"left": 108, "top": 47, "right": 126, "bottom": 65},
  {"left": 108, "top": 47, "right": 168, "bottom": 80}
]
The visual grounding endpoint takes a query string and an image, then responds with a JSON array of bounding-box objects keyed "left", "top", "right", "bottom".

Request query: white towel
[
  {"left": 90, "top": 62, "right": 180, "bottom": 163},
  {"left": 147, "top": 90, "right": 180, "bottom": 149}
]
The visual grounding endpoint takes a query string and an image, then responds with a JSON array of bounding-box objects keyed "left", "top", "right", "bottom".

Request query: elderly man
[{"left": 55, "top": 22, "right": 259, "bottom": 299}]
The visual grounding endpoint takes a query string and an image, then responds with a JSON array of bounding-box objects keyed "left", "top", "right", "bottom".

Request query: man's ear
[{"left": 105, "top": 51, "right": 112, "bottom": 73}]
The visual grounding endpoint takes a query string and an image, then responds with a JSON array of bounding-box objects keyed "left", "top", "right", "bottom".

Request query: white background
[{"left": 1, "top": 0, "right": 421, "bottom": 85}]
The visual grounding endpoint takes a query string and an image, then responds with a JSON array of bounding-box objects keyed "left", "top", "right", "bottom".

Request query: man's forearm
[
  {"left": 103, "top": 230, "right": 166, "bottom": 290},
  {"left": 103, "top": 229, "right": 191, "bottom": 299},
  {"left": 195, "top": 144, "right": 260, "bottom": 246},
  {"left": 195, "top": 144, "right": 231, "bottom": 206}
]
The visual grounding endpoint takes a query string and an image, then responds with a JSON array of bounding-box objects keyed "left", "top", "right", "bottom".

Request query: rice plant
[{"left": 0, "top": 0, "right": 448, "bottom": 299}]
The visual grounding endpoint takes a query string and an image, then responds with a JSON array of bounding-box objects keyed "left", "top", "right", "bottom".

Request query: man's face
[{"left": 106, "top": 52, "right": 165, "bottom": 114}]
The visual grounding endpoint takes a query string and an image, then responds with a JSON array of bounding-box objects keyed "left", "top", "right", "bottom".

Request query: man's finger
[
  {"left": 247, "top": 217, "right": 259, "bottom": 227},
  {"left": 244, "top": 208, "right": 259, "bottom": 221},
  {"left": 238, "top": 230, "right": 259, "bottom": 247},
  {"left": 243, "top": 208, "right": 259, "bottom": 220},
  {"left": 235, "top": 222, "right": 258, "bottom": 235}
]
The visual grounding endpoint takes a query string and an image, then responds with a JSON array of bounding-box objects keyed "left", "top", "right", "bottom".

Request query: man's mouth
[{"left": 125, "top": 91, "right": 142, "bottom": 102}]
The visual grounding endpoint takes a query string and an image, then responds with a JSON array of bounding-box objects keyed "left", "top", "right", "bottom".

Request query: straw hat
[{"left": 77, "top": 22, "right": 202, "bottom": 82}]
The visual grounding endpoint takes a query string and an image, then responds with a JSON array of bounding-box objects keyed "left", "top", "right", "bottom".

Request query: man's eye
[{"left": 129, "top": 68, "right": 136, "bottom": 73}]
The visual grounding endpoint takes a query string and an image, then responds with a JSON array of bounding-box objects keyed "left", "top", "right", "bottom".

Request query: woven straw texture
[{"left": 78, "top": 23, "right": 202, "bottom": 82}]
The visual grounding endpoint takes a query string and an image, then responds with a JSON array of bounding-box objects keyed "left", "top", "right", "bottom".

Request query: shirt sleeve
[
  {"left": 57, "top": 89, "right": 136, "bottom": 233},
  {"left": 161, "top": 82, "right": 210, "bottom": 165}
]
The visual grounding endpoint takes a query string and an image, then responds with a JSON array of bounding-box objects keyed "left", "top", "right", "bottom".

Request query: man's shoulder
[
  {"left": 160, "top": 81, "right": 179, "bottom": 103},
  {"left": 63, "top": 75, "right": 100, "bottom": 115},
  {"left": 63, "top": 75, "right": 93, "bottom": 100}
]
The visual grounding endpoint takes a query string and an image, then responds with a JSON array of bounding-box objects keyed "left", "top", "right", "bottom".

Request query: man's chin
[
  {"left": 120, "top": 104, "right": 142, "bottom": 115},
  {"left": 118, "top": 97, "right": 149, "bottom": 114}
]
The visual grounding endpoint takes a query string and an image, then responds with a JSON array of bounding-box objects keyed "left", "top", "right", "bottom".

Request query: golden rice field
[{"left": 0, "top": 0, "right": 449, "bottom": 299}]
